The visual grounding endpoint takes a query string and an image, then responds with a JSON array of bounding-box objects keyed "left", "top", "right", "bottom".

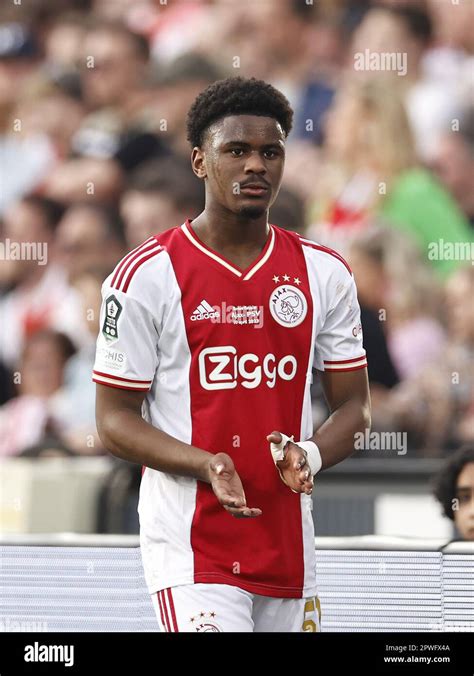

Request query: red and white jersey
[{"left": 93, "top": 220, "right": 367, "bottom": 599}]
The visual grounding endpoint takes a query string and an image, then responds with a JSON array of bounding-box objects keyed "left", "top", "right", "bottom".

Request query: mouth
[{"left": 239, "top": 183, "right": 270, "bottom": 197}]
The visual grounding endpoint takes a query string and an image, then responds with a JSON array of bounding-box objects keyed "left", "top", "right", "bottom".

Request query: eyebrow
[{"left": 221, "top": 141, "right": 285, "bottom": 149}]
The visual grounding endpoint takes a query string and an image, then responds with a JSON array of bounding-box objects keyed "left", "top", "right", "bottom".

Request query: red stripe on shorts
[
  {"left": 160, "top": 590, "right": 172, "bottom": 632},
  {"left": 166, "top": 588, "right": 179, "bottom": 632}
]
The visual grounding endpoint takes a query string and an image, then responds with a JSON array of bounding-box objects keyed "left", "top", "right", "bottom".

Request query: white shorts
[{"left": 151, "top": 583, "right": 322, "bottom": 632}]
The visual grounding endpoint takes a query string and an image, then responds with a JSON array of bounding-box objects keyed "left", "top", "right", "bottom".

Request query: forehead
[
  {"left": 206, "top": 115, "right": 285, "bottom": 146},
  {"left": 457, "top": 462, "right": 474, "bottom": 488}
]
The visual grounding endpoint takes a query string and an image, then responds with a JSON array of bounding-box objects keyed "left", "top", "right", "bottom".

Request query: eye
[
  {"left": 230, "top": 148, "right": 244, "bottom": 157},
  {"left": 263, "top": 149, "right": 279, "bottom": 159}
]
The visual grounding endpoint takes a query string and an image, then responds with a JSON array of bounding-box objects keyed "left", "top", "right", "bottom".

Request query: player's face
[
  {"left": 195, "top": 115, "right": 286, "bottom": 219},
  {"left": 454, "top": 462, "right": 474, "bottom": 541}
]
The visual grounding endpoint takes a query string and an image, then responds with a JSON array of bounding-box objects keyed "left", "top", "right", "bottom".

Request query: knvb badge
[{"left": 102, "top": 295, "right": 122, "bottom": 343}]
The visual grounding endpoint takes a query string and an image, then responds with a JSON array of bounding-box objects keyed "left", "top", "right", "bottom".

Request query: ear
[{"left": 191, "top": 147, "right": 207, "bottom": 179}]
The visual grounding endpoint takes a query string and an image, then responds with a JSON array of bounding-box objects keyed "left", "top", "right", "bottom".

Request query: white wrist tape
[
  {"left": 270, "top": 433, "right": 294, "bottom": 463},
  {"left": 270, "top": 434, "right": 322, "bottom": 476},
  {"left": 296, "top": 440, "right": 322, "bottom": 476}
]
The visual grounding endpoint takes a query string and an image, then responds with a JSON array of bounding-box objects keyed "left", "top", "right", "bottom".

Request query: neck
[{"left": 191, "top": 203, "right": 270, "bottom": 251}]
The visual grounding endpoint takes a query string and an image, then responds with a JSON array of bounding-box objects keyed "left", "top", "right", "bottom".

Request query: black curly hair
[
  {"left": 433, "top": 445, "right": 474, "bottom": 521},
  {"left": 186, "top": 77, "right": 293, "bottom": 148}
]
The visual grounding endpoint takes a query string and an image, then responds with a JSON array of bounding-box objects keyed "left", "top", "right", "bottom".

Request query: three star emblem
[{"left": 272, "top": 274, "right": 301, "bottom": 285}]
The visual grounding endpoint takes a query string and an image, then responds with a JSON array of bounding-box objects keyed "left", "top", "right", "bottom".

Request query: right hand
[{"left": 208, "top": 453, "right": 262, "bottom": 518}]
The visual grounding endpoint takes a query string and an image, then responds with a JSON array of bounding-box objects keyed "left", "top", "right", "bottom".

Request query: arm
[
  {"left": 96, "top": 383, "right": 262, "bottom": 518},
  {"left": 312, "top": 367, "right": 371, "bottom": 469},
  {"left": 96, "top": 384, "right": 212, "bottom": 479},
  {"left": 266, "top": 368, "right": 371, "bottom": 493},
  {"left": 267, "top": 253, "right": 371, "bottom": 492}
]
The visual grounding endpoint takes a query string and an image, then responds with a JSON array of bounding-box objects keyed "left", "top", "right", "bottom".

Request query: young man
[
  {"left": 434, "top": 445, "right": 474, "bottom": 542},
  {"left": 94, "top": 77, "right": 371, "bottom": 632}
]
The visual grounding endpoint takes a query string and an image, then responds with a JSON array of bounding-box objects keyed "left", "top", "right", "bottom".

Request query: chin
[{"left": 238, "top": 205, "right": 267, "bottom": 220}]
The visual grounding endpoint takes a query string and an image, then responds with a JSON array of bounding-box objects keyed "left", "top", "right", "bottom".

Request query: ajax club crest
[{"left": 269, "top": 285, "right": 307, "bottom": 327}]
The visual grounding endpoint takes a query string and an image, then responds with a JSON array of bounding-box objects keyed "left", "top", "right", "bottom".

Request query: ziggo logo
[{"left": 198, "top": 346, "right": 298, "bottom": 390}]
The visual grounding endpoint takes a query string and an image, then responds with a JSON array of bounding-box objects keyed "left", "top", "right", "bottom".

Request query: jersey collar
[{"left": 180, "top": 219, "right": 276, "bottom": 281}]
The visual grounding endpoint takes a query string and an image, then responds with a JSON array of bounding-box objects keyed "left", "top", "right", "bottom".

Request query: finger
[
  {"left": 224, "top": 506, "right": 262, "bottom": 518},
  {"left": 302, "top": 476, "right": 314, "bottom": 495},
  {"left": 295, "top": 455, "right": 307, "bottom": 470},
  {"left": 236, "top": 508, "right": 262, "bottom": 518},
  {"left": 219, "top": 494, "right": 246, "bottom": 509},
  {"left": 298, "top": 467, "right": 311, "bottom": 485},
  {"left": 266, "top": 431, "right": 282, "bottom": 443}
]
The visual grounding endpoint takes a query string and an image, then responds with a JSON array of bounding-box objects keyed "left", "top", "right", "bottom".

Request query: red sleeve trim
[
  {"left": 323, "top": 363, "right": 368, "bottom": 373},
  {"left": 93, "top": 377, "right": 150, "bottom": 391},
  {"left": 324, "top": 356, "right": 366, "bottom": 365},
  {"left": 93, "top": 370, "right": 151, "bottom": 384}
]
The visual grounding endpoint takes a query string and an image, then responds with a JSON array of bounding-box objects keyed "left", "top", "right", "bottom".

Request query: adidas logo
[{"left": 190, "top": 299, "right": 220, "bottom": 322}]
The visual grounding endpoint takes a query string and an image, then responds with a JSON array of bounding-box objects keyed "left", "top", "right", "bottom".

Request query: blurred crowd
[{"left": 0, "top": 0, "right": 473, "bottom": 460}]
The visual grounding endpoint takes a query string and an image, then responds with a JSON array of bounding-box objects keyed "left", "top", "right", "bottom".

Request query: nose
[{"left": 244, "top": 150, "right": 267, "bottom": 175}]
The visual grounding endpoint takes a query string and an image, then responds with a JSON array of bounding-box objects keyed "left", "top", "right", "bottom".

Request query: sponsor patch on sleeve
[
  {"left": 96, "top": 346, "right": 127, "bottom": 373},
  {"left": 102, "top": 295, "right": 122, "bottom": 343}
]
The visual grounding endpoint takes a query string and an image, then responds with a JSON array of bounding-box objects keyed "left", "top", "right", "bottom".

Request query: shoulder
[
  {"left": 105, "top": 231, "right": 178, "bottom": 297},
  {"left": 296, "top": 232, "right": 353, "bottom": 277}
]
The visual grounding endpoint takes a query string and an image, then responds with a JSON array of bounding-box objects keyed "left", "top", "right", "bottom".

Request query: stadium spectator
[
  {"left": 348, "top": 226, "right": 446, "bottom": 381},
  {"left": 55, "top": 203, "right": 126, "bottom": 283},
  {"left": 43, "top": 12, "right": 89, "bottom": 74},
  {"left": 148, "top": 52, "right": 225, "bottom": 155},
  {"left": 310, "top": 77, "right": 472, "bottom": 277},
  {"left": 431, "top": 107, "right": 474, "bottom": 228},
  {"left": 279, "top": 139, "right": 322, "bottom": 213},
  {"left": 426, "top": 0, "right": 473, "bottom": 108},
  {"left": 0, "top": 21, "right": 40, "bottom": 113},
  {"left": 0, "top": 195, "right": 88, "bottom": 367},
  {"left": 79, "top": 20, "right": 150, "bottom": 112},
  {"left": 120, "top": 155, "right": 205, "bottom": 248},
  {"left": 433, "top": 445, "right": 474, "bottom": 542},
  {"left": 201, "top": 0, "right": 315, "bottom": 87},
  {"left": 372, "top": 265, "right": 474, "bottom": 454},
  {"left": 350, "top": 4, "right": 463, "bottom": 162},
  {"left": 13, "top": 77, "right": 85, "bottom": 161},
  {"left": 0, "top": 63, "right": 62, "bottom": 213},
  {"left": 269, "top": 186, "right": 308, "bottom": 236},
  {"left": 52, "top": 271, "right": 105, "bottom": 455},
  {"left": 0, "top": 330, "right": 75, "bottom": 457},
  {"left": 42, "top": 20, "right": 161, "bottom": 203}
]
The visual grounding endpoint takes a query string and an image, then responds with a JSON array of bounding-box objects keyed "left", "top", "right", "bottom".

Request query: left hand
[{"left": 266, "top": 431, "right": 314, "bottom": 495}]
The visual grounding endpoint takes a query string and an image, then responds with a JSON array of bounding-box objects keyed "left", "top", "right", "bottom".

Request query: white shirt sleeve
[
  {"left": 313, "top": 270, "right": 367, "bottom": 373},
  {"left": 92, "top": 282, "right": 159, "bottom": 391}
]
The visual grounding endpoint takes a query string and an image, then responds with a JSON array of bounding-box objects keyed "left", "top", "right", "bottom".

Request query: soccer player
[{"left": 94, "top": 77, "right": 371, "bottom": 632}]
